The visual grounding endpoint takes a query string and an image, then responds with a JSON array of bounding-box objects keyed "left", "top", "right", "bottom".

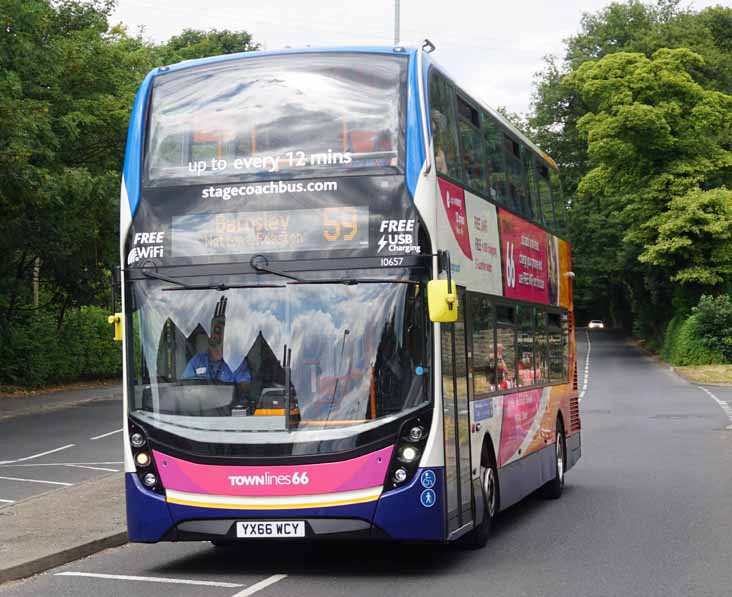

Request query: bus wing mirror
[
  {"left": 108, "top": 313, "right": 123, "bottom": 342},
  {"left": 427, "top": 280, "right": 458, "bottom": 323}
]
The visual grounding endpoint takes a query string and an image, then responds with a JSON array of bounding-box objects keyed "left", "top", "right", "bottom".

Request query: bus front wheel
[{"left": 461, "top": 446, "right": 498, "bottom": 549}]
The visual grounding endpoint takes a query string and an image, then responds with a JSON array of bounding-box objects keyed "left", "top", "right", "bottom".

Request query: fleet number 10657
[{"left": 380, "top": 257, "right": 403, "bottom": 267}]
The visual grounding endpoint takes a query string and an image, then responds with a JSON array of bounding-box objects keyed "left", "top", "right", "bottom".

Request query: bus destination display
[{"left": 171, "top": 207, "right": 370, "bottom": 257}]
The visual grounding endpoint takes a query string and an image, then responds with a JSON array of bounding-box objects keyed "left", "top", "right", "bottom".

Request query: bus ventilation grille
[
  {"left": 572, "top": 360, "right": 578, "bottom": 391},
  {"left": 570, "top": 392, "right": 581, "bottom": 432}
]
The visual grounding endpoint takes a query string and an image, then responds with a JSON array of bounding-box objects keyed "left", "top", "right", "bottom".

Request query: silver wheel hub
[
  {"left": 556, "top": 433, "right": 564, "bottom": 485},
  {"left": 482, "top": 466, "right": 497, "bottom": 518}
]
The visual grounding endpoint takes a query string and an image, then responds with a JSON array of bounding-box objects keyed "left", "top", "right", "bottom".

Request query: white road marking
[
  {"left": 64, "top": 464, "right": 119, "bottom": 472},
  {"left": 699, "top": 387, "right": 732, "bottom": 423},
  {"left": 55, "top": 572, "right": 242, "bottom": 588},
  {"left": 90, "top": 428, "right": 123, "bottom": 441},
  {"left": 0, "top": 444, "right": 75, "bottom": 465},
  {"left": 579, "top": 329, "right": 591, "bottom": 402},
  {"left": 230, "top": 574, "right": 288, "bottom": 597},
  {"left": 0, "top": 498, "right": 15, "bottom": 503},
  {"left": 0, "top": 475, "right": 72, "bottom": 486}
]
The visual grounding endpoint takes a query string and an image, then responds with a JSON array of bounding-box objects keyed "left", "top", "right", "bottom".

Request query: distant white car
[{"left": 588, "top": 320, "right": 604, "bottom": 329}]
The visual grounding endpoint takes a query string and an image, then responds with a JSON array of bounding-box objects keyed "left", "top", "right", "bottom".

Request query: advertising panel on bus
[
  {"left": 498, "top": 208, "right": 562, "bottom": 306},
  {"left": 436, "top": 178, "right": 502, "bottom": 294}
]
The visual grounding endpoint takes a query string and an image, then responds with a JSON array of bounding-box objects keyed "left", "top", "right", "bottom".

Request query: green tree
[
  {"left": 528, "top": 1, "right": 732, "bottom": 339},
  {"left": 157, "top": 29, "right": 260, "bottom": 63},
  {"left": 0, "top": 2, "right": 260, "bottom": 331}
]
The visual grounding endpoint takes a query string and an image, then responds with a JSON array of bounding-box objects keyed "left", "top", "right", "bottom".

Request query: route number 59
[{"left": 323, "top": 207, "right": 358, "bottom": 242}]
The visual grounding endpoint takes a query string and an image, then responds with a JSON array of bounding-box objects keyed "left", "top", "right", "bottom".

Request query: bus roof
[{"left": 152, "top": 45, "right": 416, "bottom": 77}]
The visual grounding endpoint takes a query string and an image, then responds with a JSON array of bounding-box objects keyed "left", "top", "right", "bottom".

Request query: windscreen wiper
[
  {"left": 139, "top": 269, "right": 284, "bottom": 291},
  {"left": 250, "top": 255, "right": 303, "bottom": 282},
  {"left": 289, "top": 277, "right": 420, "bottom": 286}
]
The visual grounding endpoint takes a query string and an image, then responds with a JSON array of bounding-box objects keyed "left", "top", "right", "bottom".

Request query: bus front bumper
[{"left": 126, "top": 466, "right": 445, "bottom": 543}]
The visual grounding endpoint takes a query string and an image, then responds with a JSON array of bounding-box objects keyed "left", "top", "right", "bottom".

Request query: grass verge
[
  {"left": 674, "top": 365, "right": 732, "bottom": 386},
  {"left": 0, "top": 379, "right": 120, "bottom": 399}
]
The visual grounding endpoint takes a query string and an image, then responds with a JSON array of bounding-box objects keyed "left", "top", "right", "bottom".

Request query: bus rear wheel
[
  {"left": 541, "top": 420, "right": 565, "bottom": 499},
  {"left": 461, "top": 447, "right": 498, "bottom": 549}
]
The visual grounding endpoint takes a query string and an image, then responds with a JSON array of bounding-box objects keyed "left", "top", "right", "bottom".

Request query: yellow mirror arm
[{"left": 107, "top": 313, "right": 123, "bottom": 342}]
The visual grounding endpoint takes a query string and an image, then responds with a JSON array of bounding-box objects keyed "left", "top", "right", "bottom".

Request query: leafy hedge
[
  {"left": 693, "top": 294, "right": 732, "bottom": 362},
  {"left": 661, "top": 312, "right": 726, "bottom": 366},
  {"left": 0, "top": 306, "right": 122, "bottom": 388}
]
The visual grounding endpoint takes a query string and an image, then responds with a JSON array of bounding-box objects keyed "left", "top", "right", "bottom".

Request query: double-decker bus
[{"left": 113, "top": 44, "right": 580, "bottom": 548}]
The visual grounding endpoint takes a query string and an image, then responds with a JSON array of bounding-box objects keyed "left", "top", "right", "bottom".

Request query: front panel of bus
[{"left": 121, "top": 50, "right": 446, "bottom": 542}]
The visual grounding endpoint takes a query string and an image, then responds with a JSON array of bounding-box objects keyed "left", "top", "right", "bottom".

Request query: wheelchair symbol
[{"left": 420, "top": 470, "right": 436, "bottom": 489}]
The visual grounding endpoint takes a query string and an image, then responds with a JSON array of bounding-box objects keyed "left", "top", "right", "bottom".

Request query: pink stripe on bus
[{"left": 153, "top": 446, "right": 393, "bottom": 497}]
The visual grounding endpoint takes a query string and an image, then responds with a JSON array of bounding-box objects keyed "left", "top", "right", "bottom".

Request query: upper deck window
[{"left": 145, "top": 53, "right": 407, "bottom": 187}]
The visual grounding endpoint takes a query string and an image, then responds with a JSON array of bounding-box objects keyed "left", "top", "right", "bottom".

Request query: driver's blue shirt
[
  {"left": 181, "top": 352, "right": 234, "bottom": 382},
  {"left": 182, "top": 353, "right": 252, "bottom": 383},
  {"left": 232, "top": 358, "right": 251, "bottom": 383}
]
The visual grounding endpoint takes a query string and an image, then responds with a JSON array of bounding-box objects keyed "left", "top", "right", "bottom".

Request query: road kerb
[
  {"left": 0, "top": 473, "right": 127, "bottom": 585},
  {"left": 0, "top": 532, "right": 128, "bottom": 584}
]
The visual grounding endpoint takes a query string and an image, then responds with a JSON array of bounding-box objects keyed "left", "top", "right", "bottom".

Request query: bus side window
[
  {"left": 469, "top": 294, "right": 495, "bottom": 396},
  {"left": 428, "top": 71, "right": 462, "bottom": 179},
  {"left": 495, "top": 305, "right": 517, "bottom": 389},
  {"left": 481, "top": 112, "right": 507, "bottom": 205},
  {"left": 550, "top": 168, "right": 567, "bottom": 236},
  {"left": 547, "top": 312, "right": 563, "bottom": 381},
  {"left": 456, "top": 96, "right": 486, "bottom": 193},
  {"left": 522, "top": 146, "right": 541, "bottom": 226},
  {"left": 516, "top": 304, "right": 535, "bottom": 387},
  {"left": 535, "top": 309, "right": 548, "bottom": 384},
  {"left": 503, "top": 134, "right": 525, "bottom": 215},
  {"left": 537, "top": 161, "right": 556, "bottom": 231}
]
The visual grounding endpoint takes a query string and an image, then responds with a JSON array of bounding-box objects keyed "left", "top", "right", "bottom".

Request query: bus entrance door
[{"left": 441, "top": 287, "right": 474, "bottom": 537}]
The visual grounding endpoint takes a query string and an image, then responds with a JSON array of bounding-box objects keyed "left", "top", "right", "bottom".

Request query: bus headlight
[
  {"left": 135, "top": 452, "right": 151, "bottom": 467},
  {"left": 384, "top": 411, "right": 432, "bottom": 490},
  {"left": 408, "top": 426, "right": 425, "bottom": 442},
  {"left": 130, "top": 432, "right": 146, "bottom": 448},
  {"left": 393, "top": 468, "right": 408, "bottom": 483},
  {"left": 128, "top": 419, "right": 166, "bottom": 496},
  {"left": 399, "top": 446, "right": 420, "bottom": 463}
]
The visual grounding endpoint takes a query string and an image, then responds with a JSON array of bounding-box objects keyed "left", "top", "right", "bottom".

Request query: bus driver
[{"left": 182, "top": 297, "right": 251, "bottom": 391}]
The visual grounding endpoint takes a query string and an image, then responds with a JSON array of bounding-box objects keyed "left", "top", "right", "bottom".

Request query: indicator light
[
  {"left": 143, "top": 473, "right": 157, "bottom": 487},
  {"left": 135, "top": 452, "right": 151, "bottom": 467}
]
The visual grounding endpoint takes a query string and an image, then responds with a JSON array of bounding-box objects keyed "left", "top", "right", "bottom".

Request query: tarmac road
[
  {"left": 0, "top": 388, "right": 122, "bottom": 504},
  {"left": 2, "top": 331, "right": 731, "bottom": 597}
]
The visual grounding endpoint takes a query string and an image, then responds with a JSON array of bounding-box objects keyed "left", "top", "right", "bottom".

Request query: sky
[{"left": 111, "top": 0, "right": 723, "bottom": 115}]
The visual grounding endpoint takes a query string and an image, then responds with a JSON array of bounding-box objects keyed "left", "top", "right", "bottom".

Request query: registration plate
[{"left": 236, "top": 521, "right": 306, "bottom": 538}]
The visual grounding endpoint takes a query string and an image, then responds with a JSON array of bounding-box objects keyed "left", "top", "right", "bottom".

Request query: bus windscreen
[{"left": 145, "top": 53, "right": 406, "bottom": 186}]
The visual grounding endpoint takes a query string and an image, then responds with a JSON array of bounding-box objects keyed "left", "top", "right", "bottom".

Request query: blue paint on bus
[
  {"left": 122, "top": 71, "right": 154, "bottom": 218},
  {"left": 125, "top": 473, "right": 174, "bottom": 542},
  {"left": 405, "top": 49, "right": 426, "bottom": 198},
  {"left": 373, "top": 467, "right": 445, "bottom": 540}
]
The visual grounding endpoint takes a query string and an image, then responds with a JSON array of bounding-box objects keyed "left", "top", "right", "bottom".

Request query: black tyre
[
  {"left": 541, "top": 419, "right": 565, "bottom": 500},
  {"left": 210, "top": 539, "right": 236, "bottom": 548},
  {"left": 462, "top": 446, "right": 498, "bottom": 549}
]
